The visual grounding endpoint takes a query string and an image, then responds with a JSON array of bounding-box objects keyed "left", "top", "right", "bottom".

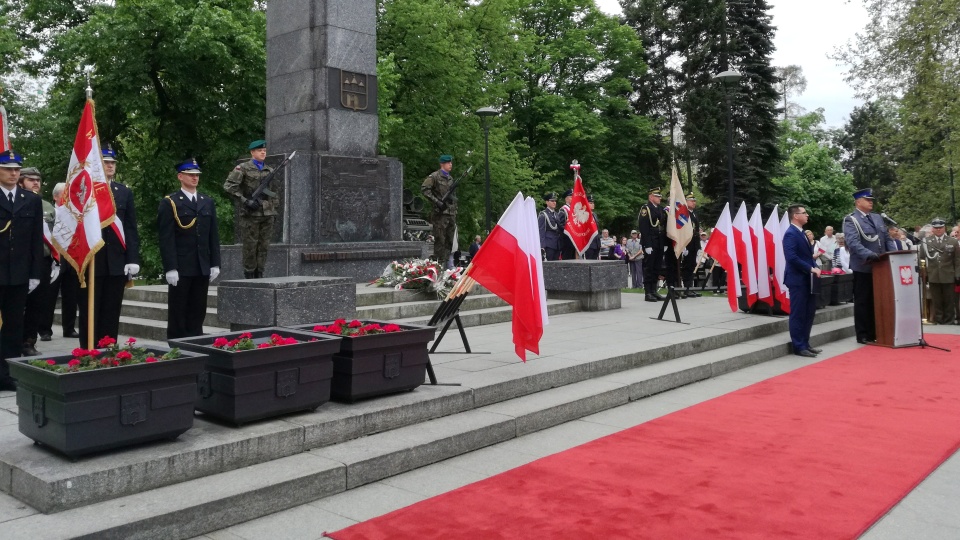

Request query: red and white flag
[
  {"left": 763, "top": 206, "right": 789, "bottom": 313},
  {"left": 563, "top": 163, "right": 598, "bottom": 256},
  {"left": 0, "top": 100, "right": 9, "bottom": 152},
  {"left": 749, "top": 204, "right": 772, "bottom": 305},
  {"left": 52, "top": 99, "right": 116, "bottom": 286},
  {"left": 704, "top": 203, "right": 741, "bottom": 312},
  {"left": 666, "top": 167, "right": 693, "bottom": 258},
  {"left": 469, "top": 193, "right": 548, "bottom": 361},
  {"left": 732, "top": 202, "right": 759, "bottom": 306},
  {"left": 777, "top": 210, "right": 792, "bottom": 312}
]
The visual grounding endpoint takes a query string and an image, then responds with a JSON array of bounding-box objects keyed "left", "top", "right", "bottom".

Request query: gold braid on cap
[{"left": 164, "top": 196, "right": 196, "bottom": 229}]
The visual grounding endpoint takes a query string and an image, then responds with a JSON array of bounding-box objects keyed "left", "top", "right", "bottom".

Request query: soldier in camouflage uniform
[
  {"left": 922, "top": 217, "right": 960, "bottom": 325},
  {"left": 224, "top": 140, "right": 276, "bottom": 278},
  {"left": 421, "top": 154, "right": 458, "bottom": 268}
]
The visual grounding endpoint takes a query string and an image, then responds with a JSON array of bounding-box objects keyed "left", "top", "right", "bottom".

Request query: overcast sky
[{"left": 595, "top": 0, "right": 869, "bottom": 128}]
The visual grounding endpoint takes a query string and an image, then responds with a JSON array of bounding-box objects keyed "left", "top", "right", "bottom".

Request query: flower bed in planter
[
  {"left": 9, "top": 341, "right": 206, "bottom": 457},
  {"left": 169, "top": 328, "right": 342, "bottom": 425},
  {"left": 288, "top": 319, "right": 437, "bottom": 403}
]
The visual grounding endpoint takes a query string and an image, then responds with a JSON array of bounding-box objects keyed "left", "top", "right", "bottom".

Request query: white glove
[
  {"left": 28, "top": 279, "right": 40, "bottom": 293},
  {"left": 165, "top": 270, "right": 179, "bottom": 287},
  {"left": 50, "top": 262, "right": 60, "bottom": 282},
  {"left": 209, "top": 266, "right": 220, "bottom": 281},
  {"left": 124, "top": 264, "right": 140, "bottom": 278},
  {"left": 663, "top": 246, "right": 668, "bottom": 252},
  {"left": 682, "top": 249, "right": 688, "bottom": 257},
  {"left": 644, "top": 247, "right": 652, "bottom": 255}
]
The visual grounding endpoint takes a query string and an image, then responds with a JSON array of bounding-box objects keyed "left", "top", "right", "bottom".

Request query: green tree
[{"left": 835, "top": 101, "right": 900, "bottom": 203}]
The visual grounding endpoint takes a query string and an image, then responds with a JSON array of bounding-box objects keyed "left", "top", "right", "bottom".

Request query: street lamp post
[
  {"left": 476, "top": 106, "right": 499, "bottom": 234},
  {"left": 713, "top": 70, "right": 741, "bottom": 207}
]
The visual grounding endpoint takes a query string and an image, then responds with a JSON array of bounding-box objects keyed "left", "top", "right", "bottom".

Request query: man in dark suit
[
  {"left": 783, "top": 205, "right": 822, "bottom": 357},
  {"left": 157, "top": 159, "right": 221, "bottom": 339},
  {"left": 77, "top": 145, "right": 141, "bottom": 348},
  {"left": 842, "top": 188, "right": 894, "bottom": 343},
  {"left": 0, "top": 151, "right": 44, "bottom": 389},
  {"left": 638, "top": 187, "right": 666, "bottom": 301}
]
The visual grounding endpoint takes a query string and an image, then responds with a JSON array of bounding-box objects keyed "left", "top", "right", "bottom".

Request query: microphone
[{"left": 881, "top": 212, "right": 899, "bottom": 227}]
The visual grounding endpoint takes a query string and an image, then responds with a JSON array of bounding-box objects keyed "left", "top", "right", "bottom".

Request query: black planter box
[
  {"left": 289, "top": 320, "right": 437, "bottom": 402},
  {"left": 170, "top": 328, "right": 341, "bottom": 425},
  {"left": 8, "top": 348, "right": 206, "bottom": 457},
  {"left": 816, "top": 275, "right": 835, "bottom": 309},
  {"left": 736, "top": 287, "right": 787, "bottom": 315},
  {"left": 831, "top": 273, "right": 854, "bottom": 305}
]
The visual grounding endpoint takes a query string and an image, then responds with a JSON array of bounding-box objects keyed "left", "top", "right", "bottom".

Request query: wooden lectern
[{"left": 872, "top": 250, "right": 922, "bottom": 347}]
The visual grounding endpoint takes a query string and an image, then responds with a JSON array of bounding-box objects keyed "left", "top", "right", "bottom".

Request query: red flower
[
  {"left": 309, "top": 338, "right": 318, "bottom": 342},
  {"left": 145, "top": 357, "right": 158, "bottom": 363},
  {"left": 126, "top": 337, "right": 137, "bottom": 345},
  {"left": 257, "top": 343, "right": 272, "bottom": 349},
  {"left": 116, "top": 351, "right": 133, "bottom": 360},
  {"left": 328, "top": 325, "right": 342, "bottom": 335},
  {"left": 45, "top": 359, "right": 56, "bottom": 366},
  {"left": 334, "top": 318, "right": 346, "bottom": 325},
  {"left": 72, "top": 348, "right": 87, "bottom": 357},
  {"left": 111, "top": 360, "right": 120, "bottom": 367},
  {"left": 67, "top": 359, "right": 81, "bottom": 367},
  {"left": 227, "top": 339, "right": 240, "bottom": 348},
  {"left": 97, "top": 336, "right": 116, "bottom": 348},
  {"left": 313, "top": 325, "right": 327, "bottom": 333},
  {"left": 348, "top": 320, "right": 363, "bottom": 328},
  {"left": 238, "top": 332, "right": 253, "bottom": 340},
  {"left": 383, "top": 324, "right": 402, "bottom": 333},
  {"left": 87, "top": 349, "right": 101, "bottom": 357},
  {"left": 213, "top": 337, "right": 229, "bottom": 348},
  {"left": 283, "top": 337, "right": 298, "bottom": 345},
  {"left": 100, "top": 358, "right": 111, "bottom": 366}
]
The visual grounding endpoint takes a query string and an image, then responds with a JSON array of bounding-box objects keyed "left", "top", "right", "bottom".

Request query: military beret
[
  {"left": 248, "top": 140, "right": 267, "bottom": 150},
  {"left": 20, "top": 167, "right": 41, "bottom": 179},
  {"left": 931, "top": 217, "right": 946, "bottom": 227},
  {"left": 562, "top": 188, "right": 574, "bottom": 198},
  {"left": 102, "top": 144, "right": 118, "bottom": 162},
  {"left": 543, "top": 191, "right": 557, "bottom": 202},
  {"left": 0, "top": 150, "right": 23, "bottom": 168},
  {"left": 176, "top": 158, "right": 202, "bottom": 174},
  {"left": 648, "top": 187, "right": 662, "bottom": 196},
  {"left": 586, "top": 194, "right": 595, "bottom": 202},
  {"left": 685, "top": 193, "right": 696, "bottom": 201},
  {"left": 853, "top": 188, "right": 874, "bottom": 200},
  {"left": 439, "top": 154, "right": 453, "bottom": 163}
]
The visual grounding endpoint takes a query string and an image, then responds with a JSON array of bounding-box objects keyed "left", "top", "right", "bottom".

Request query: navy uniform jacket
[
  {"left": 538, "top": 206, "right": 565, "bottom": 251},
  {"left": 157, "top": 191, "right": 221, "bottom": 277},
  {"left": 842, "top": 211, "right": 894, "bottom": 273},
  {"left": 637, "top": 202, "right": 666, "bottom": 249},
  {"left": 0, "top": 189, "right": 44, "bottom": 285},
  {"left": 95, "top": 181, "right": 140, "bottom": 276},
  {"left": 783, "top": 224, "right": 815, "bottom": 288}
]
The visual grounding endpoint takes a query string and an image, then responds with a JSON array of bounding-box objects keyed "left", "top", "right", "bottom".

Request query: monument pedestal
[
  {"left": 542, "top": 260, "right": 626, "bottom": 311},
  {"left": 217, "top": 276, "right": 357, "bottom": 330},
  {"left": 220, "top": 241, "right": 429, "bottom": 281}
]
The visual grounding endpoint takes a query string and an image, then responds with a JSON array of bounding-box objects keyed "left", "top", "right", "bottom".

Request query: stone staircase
[
  {"left": 0, "top": 302, "right": 856, "bottom": 539},
  {"left": 54, "top": 283, "right": 583, "bottom": 341}
]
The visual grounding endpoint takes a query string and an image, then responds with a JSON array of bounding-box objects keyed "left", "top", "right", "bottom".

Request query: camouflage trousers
[
  {"left": 432, "top": 213, "right": 456, "bottom": 268},
  {"left": 240, "top": 215, "right": 274, "bottom": 274}
]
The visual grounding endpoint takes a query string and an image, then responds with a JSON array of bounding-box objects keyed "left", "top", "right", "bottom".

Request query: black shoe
[
  {"left": 254, "top": 270, "right": 263, "bottom": 279},
  {"left": 244, "top": 271, "right": 255, "bottom": 279},
  {"left": 40, "top": 333, "right": 52, "bottom": 342},
  {"left": 644, "top": 294, "right": 658, "bottom": 302},
  {"left": 0, "top": 378, "right": 16, "bottom": 391},
  {"left": 22, "top": 344, "right": 40, "bottom": 357},
  {"left": 652, "top": 292, "right": 666, "bottom": 301},
  {"left": 856, "top": 338, "right": 876, "bottom": 344},
  {"left": 688, "top": 291, "right": 702, "bottom": 298},
  {"left": 795, "top": 349, "right": 817, "bottom": 358},
  {"left": 64, "top": 329, "right": 80, "bottom": 338},
  {"left": 808, "top": 347, "right": 822, "bottom": 354}
]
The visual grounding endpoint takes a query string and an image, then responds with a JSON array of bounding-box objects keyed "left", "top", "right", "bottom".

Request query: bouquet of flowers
[
  {"left": 212, "top": 332, "right": 301, "bottom": 351},
  {"left": 313, "top": 319, "right": 404, "bottom": 338},
  {"left": 371, "top": 258, "right": 464, "bottom": 298},
  {"left": 28, "top": 337, "right": 181, "bottom": 373}
]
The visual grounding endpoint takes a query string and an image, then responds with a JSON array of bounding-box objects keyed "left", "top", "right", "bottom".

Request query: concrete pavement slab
[
  {"left": 220, "top": 503, "right": 355, "bottom": 540},
  {"left": 378, "top": 460, "right": 488, "bottom": 497},
  {"left": 311, "top": 481, "right": 426, "bottom": 523}
]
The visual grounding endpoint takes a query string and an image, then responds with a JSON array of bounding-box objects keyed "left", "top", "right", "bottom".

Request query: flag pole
[{"left": 85, "top": 75, "right": 95, "bottom": 349}]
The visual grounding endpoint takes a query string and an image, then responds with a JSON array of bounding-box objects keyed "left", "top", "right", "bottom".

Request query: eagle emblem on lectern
[{"left": 899, "top": 265, "right": 913, "bottom": 286}]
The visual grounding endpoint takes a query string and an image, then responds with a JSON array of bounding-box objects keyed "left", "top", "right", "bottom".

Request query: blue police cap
[
  {"left": 562, "top": 188, "right": 574, "bottom": 198},
  {"left": 176, "top": 158, "right": 202, "bottom": 174},
  {"left": 102, "top": 144, "right": 117, "bottom": 162},
  {"left": 0, "top": 150, "right": 23, "bottom": 168},
  {"left": 543, "top": 191, "right": 557, "bottom": 202},
  {"left": 853, "top": 188, "right": 874, "bottom": 201}
]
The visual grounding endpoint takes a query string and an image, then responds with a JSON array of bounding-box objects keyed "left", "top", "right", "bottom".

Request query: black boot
[
  {"left": 244, "top": 271, "right": 255, "bottom": 279},
  {"left": 644, "top": 293, "right": 658, "bottom": 302},
  {"left": 254, "top": 270, "right": 263, "bottom": 279},
  {"left": 22, "top": 340, "right": 40, "bottom": 357}
]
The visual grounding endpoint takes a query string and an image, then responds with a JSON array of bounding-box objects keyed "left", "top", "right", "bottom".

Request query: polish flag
[
  {"left": 732, "top": 202, "right": 759, "bottom": 306},
  {"left": 52, "top": 99, "right": 116, "bottom": 286},
  {"left": 778, "top": 210, "right": 793, "bottom": 312},
  {"left": 468, "top": 193, "right": 548, "bottom": 360},
  {"left": 563, "top": 168, "right": 598, "bottom": 256},
  {"left": 703, "top": 203, "right": 741, "bottom": 312},
  {"left": 763, "top": 206, "right": 789, "bottom": 313},
  {"left": 749, "top": 204, "right": 772, "bottom": 305}
]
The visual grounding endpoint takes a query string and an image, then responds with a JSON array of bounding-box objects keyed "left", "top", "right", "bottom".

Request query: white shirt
[
  {"left": 819, "top": 235, "right": 838, "bottom": 257},
  {"left": 0, "top": 186, "right": 17, "bottom": 202},
  {"left": 180, "top": 189, "right": 198, "bottom": 202}
]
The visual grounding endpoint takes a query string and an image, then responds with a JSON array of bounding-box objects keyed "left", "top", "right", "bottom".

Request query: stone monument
[{"left": 219, "top": 0, "right": 426, "bottom": 281}]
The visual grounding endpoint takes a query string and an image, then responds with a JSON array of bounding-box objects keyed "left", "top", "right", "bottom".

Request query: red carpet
[{"left": 327, "top": 336, "right": 960, "bottom": 540}]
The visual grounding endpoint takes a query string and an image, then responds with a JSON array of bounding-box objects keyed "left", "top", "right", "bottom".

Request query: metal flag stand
[
  {"left": 423, "top": 270, "right": 488, "bottom": 386},
  {"left": 652, "top": 264, "right": 688, "bottom": 324}
]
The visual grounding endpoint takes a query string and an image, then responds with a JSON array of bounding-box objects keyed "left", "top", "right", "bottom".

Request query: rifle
[
  {"left": 243, "top": 151, "right": 297, "bottom": 211},
  {"left": 435, "top": 165, "right": 474, "bottom": 211}
]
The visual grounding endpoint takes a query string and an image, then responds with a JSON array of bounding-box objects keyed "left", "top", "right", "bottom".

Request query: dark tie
[{"left": 7, "top": 193, "right": 12, "bottom": 204}]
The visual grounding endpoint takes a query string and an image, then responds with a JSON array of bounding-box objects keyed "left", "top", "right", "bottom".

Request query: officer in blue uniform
[
  {"left": 157, "top": 159, "right": 221, "bottom": 339},
  {"left": 558, "top": 188, "right": 577, "bottom": 260},
  {"left": 538, "top": 191, "right": 564, "bottom": 261},
  {"left": 0, "top": 151, "right": 44, "bottom": 389},
  {"left": 842, "top": 188, "right": 895, "bottom": 343},
  {"left": 638, "top": 187, "right": 666, "bottom": 301}
]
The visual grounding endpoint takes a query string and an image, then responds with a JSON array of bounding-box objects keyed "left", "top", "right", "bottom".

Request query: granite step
[
  {"left": 53, "top": 311, "right": 228, "bottom": 342},
  {"left": 0, "top": 316, "right": 855, "bottom": 539},
  {"left": 394, "top": 298, "right": 583, "bottom": 328},
  {"left": 356, "top": 293, "right": 508, "bottom": 321}
]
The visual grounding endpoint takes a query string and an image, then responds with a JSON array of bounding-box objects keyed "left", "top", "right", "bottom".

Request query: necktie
[{"left": 7, "top": 193, "right": 12, "bottom": 204}]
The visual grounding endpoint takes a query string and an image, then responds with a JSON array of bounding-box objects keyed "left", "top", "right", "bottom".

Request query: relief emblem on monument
[
  {"left": 319, "top": 157, "right": 391, "bottom": 242},
  {"left": 340, "top": 70, "right": 368, "bottom": 111}
]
